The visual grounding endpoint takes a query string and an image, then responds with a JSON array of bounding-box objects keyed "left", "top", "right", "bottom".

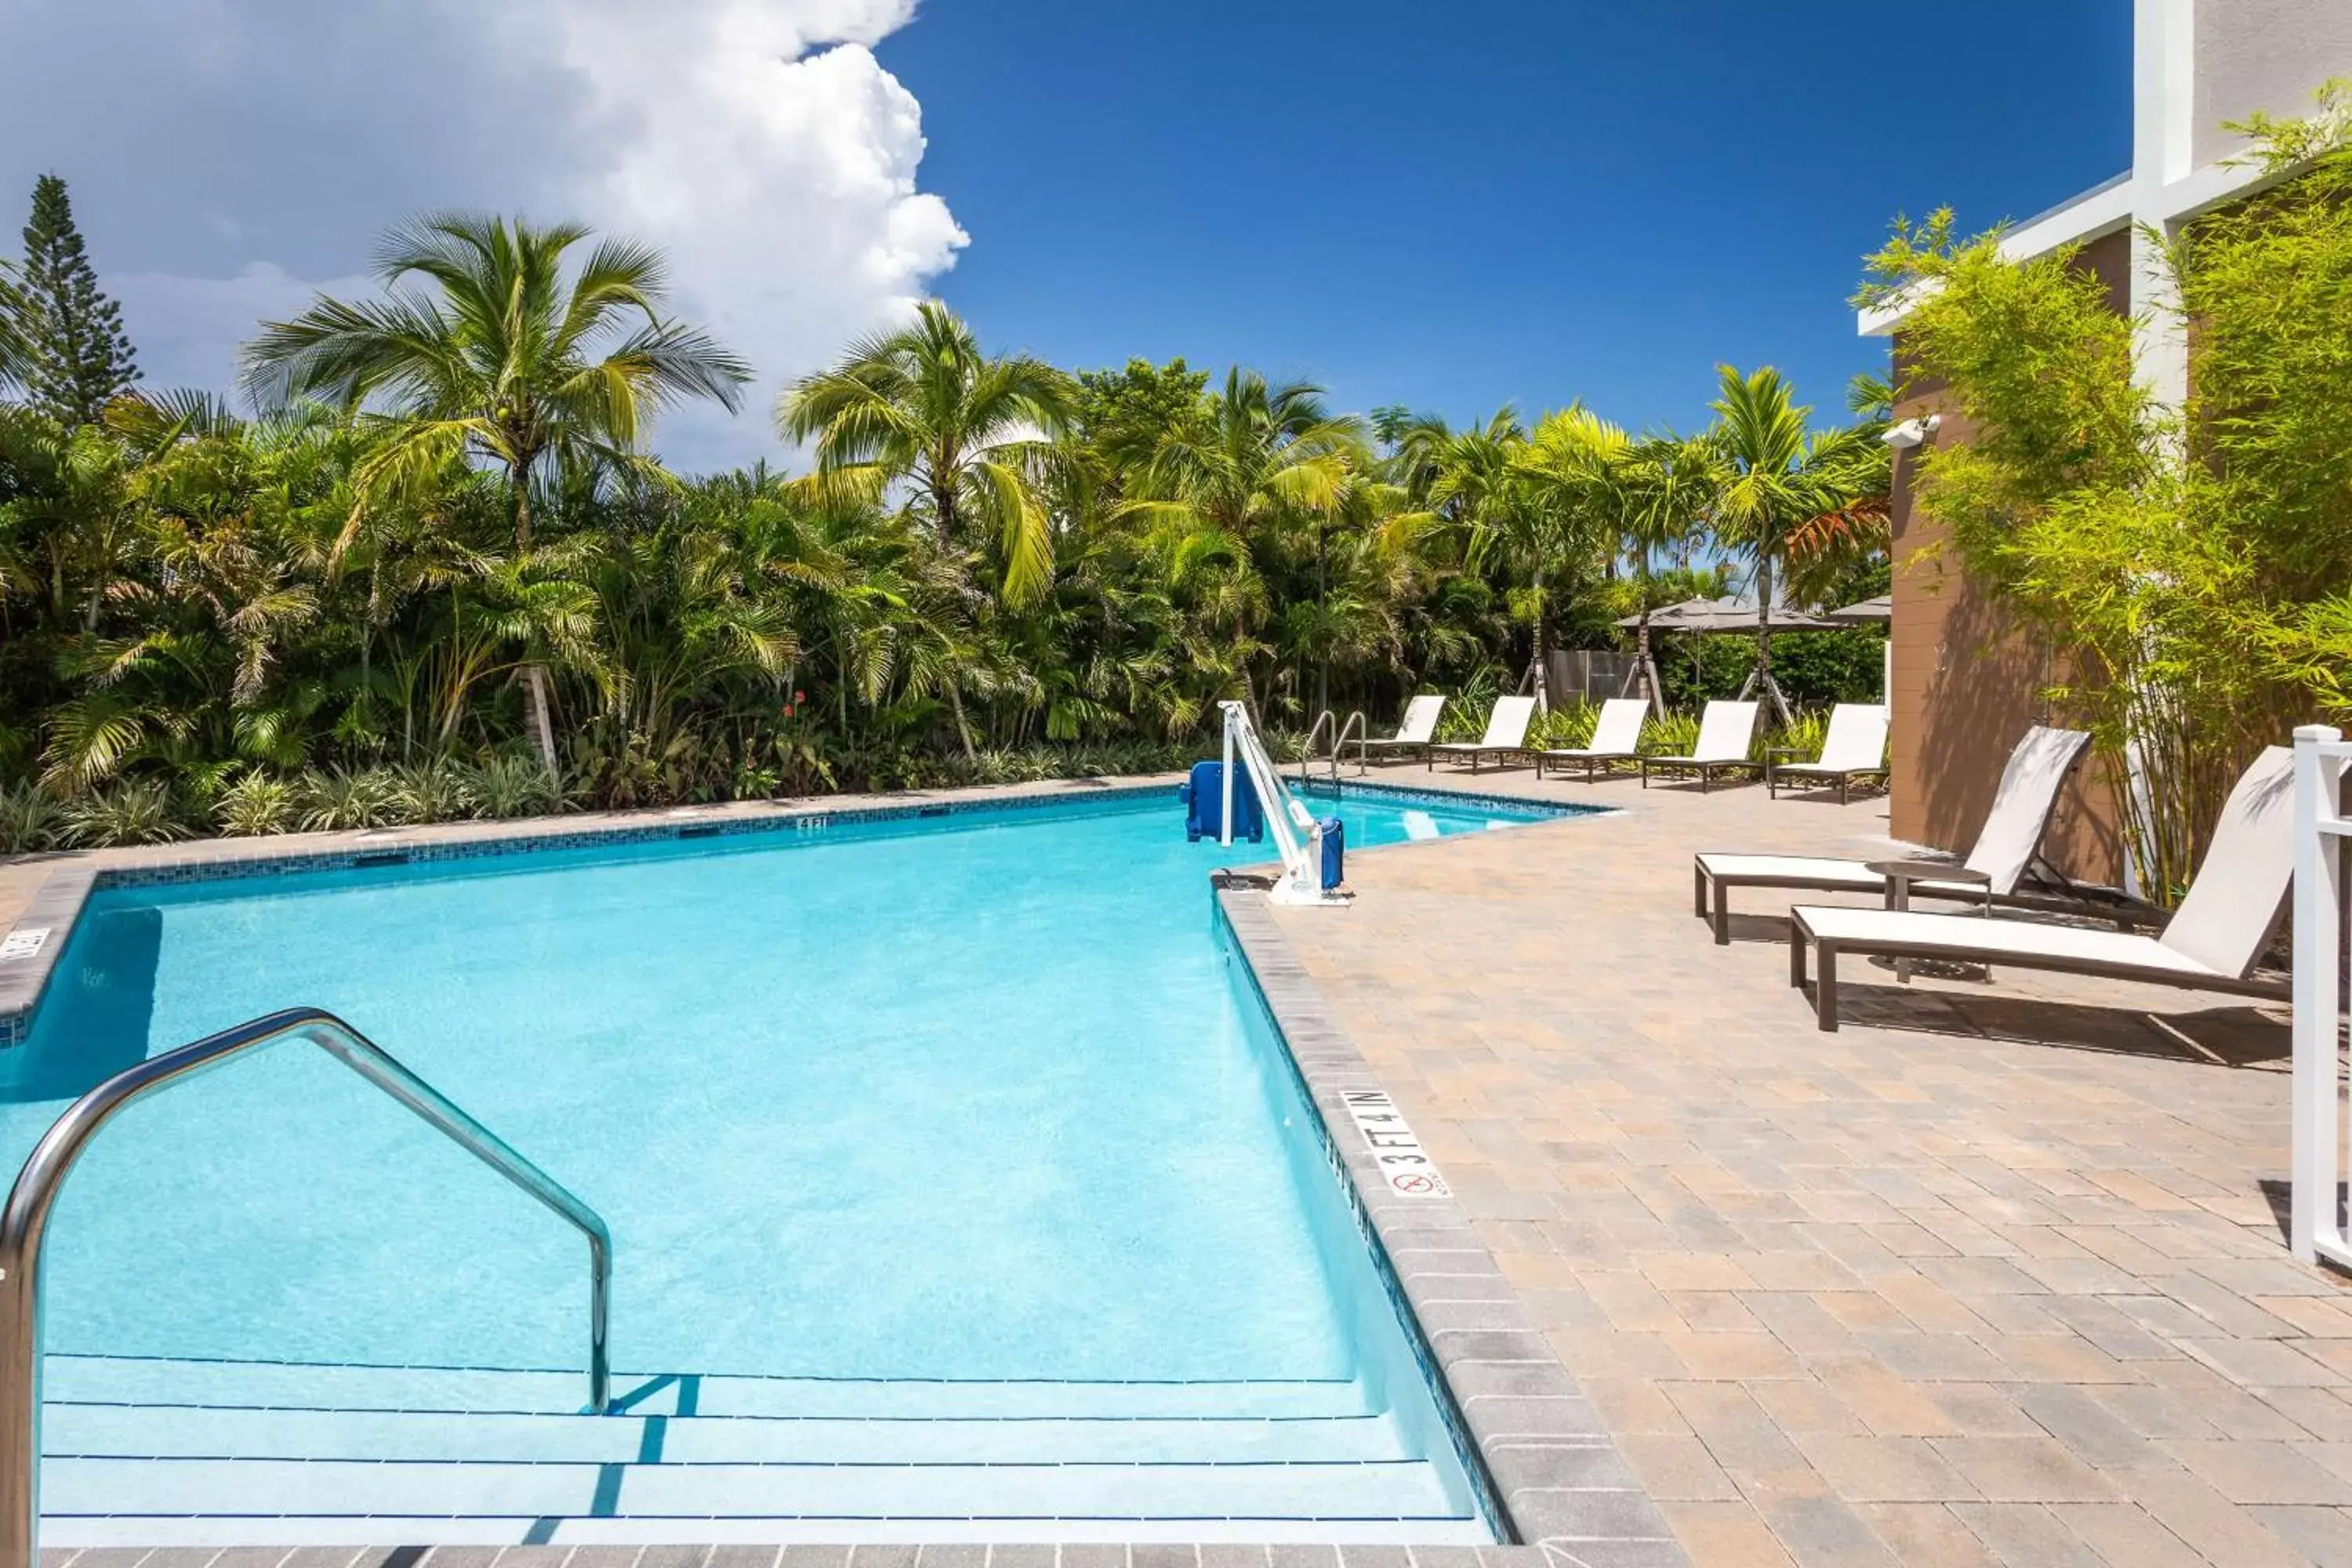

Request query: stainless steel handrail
[
  {"left": 0, "top": 1007, "right": 613, "bottom": 1566},
  {"left": 1299, "top": 710, "right": 1338, "bottom": 789},
  {"left": 1334, "top": 710, "right": 1369, "bottom": 778}
]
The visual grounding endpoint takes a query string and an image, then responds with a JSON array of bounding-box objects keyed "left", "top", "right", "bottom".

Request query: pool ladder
[
  {"left": 0, "top": 1006, "right": 614, "bottom": 1568},
  {"left": 1300, "top": 708, "right": 1369, "bottom": 787}
]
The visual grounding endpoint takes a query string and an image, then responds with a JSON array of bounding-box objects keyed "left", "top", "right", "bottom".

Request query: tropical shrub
[
  {"left": 0, "top": 783, "right": 65, "bottom": 855},
  {"left": 0, "top": 197, "right": 1891, "bottom": 849},
  {"left": 1766, "top": 710, "right": 1830, "bottom": 764},
  {"left": 298, "top": 768, "right": 401, "bottom": 833},
  {"left": 1532, "top": 699, "right": 1599, "bottom": 750},
  {"left": 390, "top": 761, "right": 473, "bottom": 825},
  {"left": 464, "top": 755, "right": 565, "bottom": 821},
  {"left": 62, "top": 781, "right": 188, "bottom": 847},
  {"left": 1639, "top": 712, "right": 1700, "bottom": 757},
  {"left": 215, "top": 772, "right": 296, "bottom": 837}
]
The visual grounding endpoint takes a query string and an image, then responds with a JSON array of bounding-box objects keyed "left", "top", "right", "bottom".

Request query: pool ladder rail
[
  {"left": 0, "top": 1005, "right": 614, "bottom": 1568},
  {"left": 1300, "top": 708, "right": 1369, "bottom": 787}
]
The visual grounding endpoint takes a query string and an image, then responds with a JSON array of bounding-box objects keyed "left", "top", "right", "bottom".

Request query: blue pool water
[
  {"left": 6, "top": 779, "right": 1566, "bottom": 1539},
  {"left": 9, "top": 784, "right": 1542, "bottom": 1374}
]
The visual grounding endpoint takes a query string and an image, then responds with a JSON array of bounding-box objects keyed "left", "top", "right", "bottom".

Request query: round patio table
[{"left": 1866, "top": 858, "right": 1992, "bottom": 982}]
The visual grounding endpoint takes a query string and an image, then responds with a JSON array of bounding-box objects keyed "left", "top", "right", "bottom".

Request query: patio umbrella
[
  {"left": 1614, "top": 597, "right": 1847, "bottom": 719},
  {"left": 1824, "top": 595, "right": 1892, "bottom": 625},
  {"left": 1613, "top": 596, "right": 1845, "bottom": 633}
]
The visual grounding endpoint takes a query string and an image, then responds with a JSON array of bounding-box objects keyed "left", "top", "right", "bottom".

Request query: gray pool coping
[
  {"left": 2, "top": 775, "right": 1669, "bottom": 1566},
  {"left": 1216, "top": 893, "right": 1686, "bottom": 1568},
  {"left": 32, "top": 1546, "right": 1586, "bottom": 1568}
]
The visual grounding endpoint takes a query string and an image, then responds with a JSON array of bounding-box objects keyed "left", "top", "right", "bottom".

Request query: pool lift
[{"left": 1218, "top": 699, "right": 1351, "bottom": 907}]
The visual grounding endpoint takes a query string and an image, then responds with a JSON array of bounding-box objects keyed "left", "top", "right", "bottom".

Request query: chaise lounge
[
  {"left": 1785, "top": 744, "right": 2298, "bottom": 1031},
  {"left": 1359, "top": 693, "right": 1446, "bottom": 765},
  {"left": 1428, "top": 695, "right": 1537, "bottom": 774},
  {"left": 1639, "top": 700, "right": 1761, "bottom": 792},
  {"left": 1534, "top": 697, "right": 1648, "bottom": 782},
  {"left": 1767, "top": 702, "right": 1889, "bottom": 803},
  {"left": 1691, "top": 725, "right": 2094, "bottom": 944}
]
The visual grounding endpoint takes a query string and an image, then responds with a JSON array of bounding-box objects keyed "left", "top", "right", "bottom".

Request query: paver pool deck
[
  {"left": 0, "top": 763, "right": 2340, "bottom": 1567},
  {"left": 1276, "top": 763, "right": 2339, "bottom": 1568}
]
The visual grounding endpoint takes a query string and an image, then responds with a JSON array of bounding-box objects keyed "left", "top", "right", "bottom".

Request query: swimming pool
[{"left": 7, "top": 779, "right": 1573, "bottom": 1543}]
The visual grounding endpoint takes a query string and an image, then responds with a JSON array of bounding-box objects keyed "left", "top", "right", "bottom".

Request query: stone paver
[{"left": 1261, "top": 762, "right": 2327, "bottom": 1566}]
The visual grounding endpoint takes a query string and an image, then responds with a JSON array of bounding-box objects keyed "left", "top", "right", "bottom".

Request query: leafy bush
[
  {"left": 215, "top": 772, "right": 296, "bottom": 837},
  {"left": 63, "top": 782, "right": 191, "bottom": 847},
  {"left": 466, "top": 754, "right": 564, "bottom": 820},
  {"left": 1852, "top": 85, "right": 2352, "bottom": 891},
  {"left": 390, "top": 760, "right": 473, "bottom": 824},
  {"left": 1766, "top": 710, "right": 1830, "bottom": 763},
  {"left": 298, "top": 768, "right": 401, "bottom": 833},
  {"left": 1530, "top": 700, "right": 1599, "bottom": 750},
  {"left": 0, "top": 783, "right": 67, "bottom": 855},
  {"left": 1639, "top": 712, "right": 1700, "bottom": 756}
]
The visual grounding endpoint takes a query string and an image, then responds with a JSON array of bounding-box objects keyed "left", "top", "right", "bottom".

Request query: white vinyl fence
[{"left": 2292, "top": 724, "right": 2350, "bottom": 1268}]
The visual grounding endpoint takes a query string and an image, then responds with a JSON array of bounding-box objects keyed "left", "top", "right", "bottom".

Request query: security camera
[{"left": 1882, "top": 415, "right": 1941, "bottom": 450}]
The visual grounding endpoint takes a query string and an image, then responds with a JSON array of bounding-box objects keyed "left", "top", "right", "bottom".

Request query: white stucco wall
[{"left": 2194, "top": 0, "right": 2352, "bottom": 166}]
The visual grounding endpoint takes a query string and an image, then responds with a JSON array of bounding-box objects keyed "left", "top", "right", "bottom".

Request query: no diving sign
[{"left": 1340, "top": 1088, "right": 1451, "bottom": 1200}]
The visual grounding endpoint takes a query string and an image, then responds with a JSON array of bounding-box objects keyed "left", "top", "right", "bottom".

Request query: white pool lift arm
[{"left": 1219, "top": 700, "right": 1349, "bottom": 906}]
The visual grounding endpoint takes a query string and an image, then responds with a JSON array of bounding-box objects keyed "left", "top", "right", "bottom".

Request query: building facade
[{"left": 1860, "top": 0, "right": 2352, "bottom": 884}]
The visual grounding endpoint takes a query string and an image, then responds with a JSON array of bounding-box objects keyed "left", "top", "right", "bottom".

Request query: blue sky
[
  {"left": 0, "top": 0, "right": 2132, "bottom": 466},
  {"left": 884, "top": 0, "right": 2134, "bottom": 436}
]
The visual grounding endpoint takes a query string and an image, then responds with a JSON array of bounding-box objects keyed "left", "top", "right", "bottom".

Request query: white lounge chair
[
  {"left": 1428, "top": 695, "right": 1536, "bottom": 775},
  {"left": 1359, "top": 694, "right": 1446, "bottom": 764},
  {"left": 1535, "top": 698, "right": 1648, "bottom": 782},
  {"left": 1639, "top": 700, "right": 1761, "bottom": 792},
  {"left": 1769, "top": 703, "right": 1889, "bottom": 803},
  {"left": 1692, "top": 725, "right": 2092, "bottom": 944},
  {"left": 1787, "top": 745, "right": 2299, "bottom": 1031}
]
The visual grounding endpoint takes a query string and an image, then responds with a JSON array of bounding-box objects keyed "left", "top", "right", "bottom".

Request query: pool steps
[{"left": 37, "top": 1355, "right": 1489, "bottom": 1545}]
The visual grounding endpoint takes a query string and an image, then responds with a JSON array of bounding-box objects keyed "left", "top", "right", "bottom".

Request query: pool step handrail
[
  {"left": 1298, "top": 710, "right": 1371, "bottom": 787},
  {"left": 0, "top": 1005, "right": 614, "bottom": 1568},
  {"left": 1299, "top": 710, "right": 1338, "bottom": 789},
  {"left": 1221, "top": 700, "right": 1348, "bottom": 907},
  {"left": 1334, "top": 710, "right": 1369, "bottom": 778}
]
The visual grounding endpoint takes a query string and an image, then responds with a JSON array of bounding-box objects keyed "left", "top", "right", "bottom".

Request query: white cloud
[
  {"left": 0, "top": 0, "right": 967, "bottom": 471},
  {"left": 538, "top": 1, "right": 968, "bottom": 466}
]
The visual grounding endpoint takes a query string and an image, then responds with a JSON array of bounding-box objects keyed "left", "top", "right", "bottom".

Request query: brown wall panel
[{"left": 1885, "top": 227, "right": 2133, "bottom": 887}]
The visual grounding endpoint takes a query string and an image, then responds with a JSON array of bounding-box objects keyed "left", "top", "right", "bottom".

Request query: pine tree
[{"left": 15, "top": 174, "right": 138, "bottom": 427}]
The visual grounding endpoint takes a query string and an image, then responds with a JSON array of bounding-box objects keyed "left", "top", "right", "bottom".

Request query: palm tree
[
  {"left": 1617, "top": 434, "right": 1723, "bottom": 712},
  {"left": 1128, "top": 370, "right": 1363, "bottom": 550},
  {"left": 1706, "top": 365, "right": 1884, "bottom": 722},
  {"left": 241, "top": 213, "right": 751, "bottom": 778},
  {"left": 781, "top": 301, "right": 1075, "bottom": 611},
  {"left": 1513, "top": 408, "right": 1622, "bottom": 709},
  {"left": 1406, "top": 408, "right": 1526, "bottom": 572},
  {"left": 0, "top": 408, "right": 137, "bottom": 635},
  {"left": 1391, "top": 408, "right": 1587, "bottom": 704},
  {"left": 1123, "top": 369, "right": 1366, "bottom": 716},
  {"left": 0, "top": 261, "right": 28, "bottom": 394}
]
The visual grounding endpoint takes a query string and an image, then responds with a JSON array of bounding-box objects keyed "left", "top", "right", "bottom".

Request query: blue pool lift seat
[{"left": 1181, "top": 760, "right": 1264, "bottom": 843}]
